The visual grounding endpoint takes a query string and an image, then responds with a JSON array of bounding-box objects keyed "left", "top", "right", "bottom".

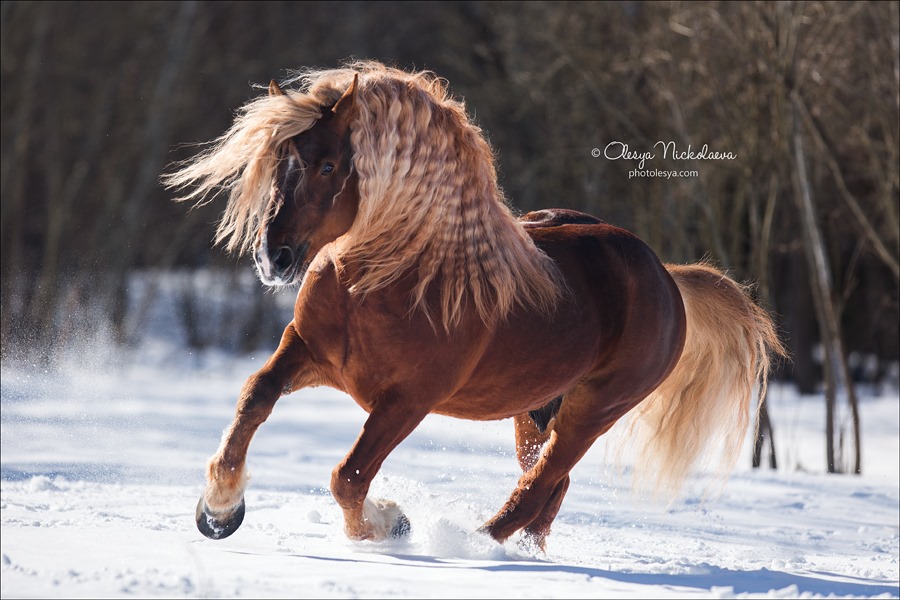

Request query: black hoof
[
  {"left": 195, "top": 496, "right": 245, "bottom": 540},
  {"left": 390, "top": 512, "right": 411, "bottom": 538}
]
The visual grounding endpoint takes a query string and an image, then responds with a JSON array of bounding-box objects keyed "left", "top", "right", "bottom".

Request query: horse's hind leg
[
  {"left": 480, "top": 421, "right": 590, "bottom": 546},
  {"left": 196, "top": 323, "right": 315, "bottom": 539},
  {"left": 482, "top": 381, "right": 631, "bottom": 547}
]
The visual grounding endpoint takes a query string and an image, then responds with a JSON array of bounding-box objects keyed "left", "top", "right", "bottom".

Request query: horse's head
[
  {"left": 166, "top": 62, "right": 565, "bottom": 331},
  {"left": 254, "top": 77, "right": 360, "bottom": 286}
]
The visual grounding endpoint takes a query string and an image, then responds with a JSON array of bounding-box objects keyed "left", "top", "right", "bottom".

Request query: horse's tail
[{"left": 625, "top": 262, "right": 785, "bottom": 499}]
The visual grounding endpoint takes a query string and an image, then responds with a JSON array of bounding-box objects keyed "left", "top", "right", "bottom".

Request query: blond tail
[{"left": 626, "top": 262, "right": 786, "bottom": 499}]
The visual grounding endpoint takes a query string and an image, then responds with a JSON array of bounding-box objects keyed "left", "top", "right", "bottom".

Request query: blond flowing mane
[{"left": 164, "top": 61, "right": 563, "bottom": 330}]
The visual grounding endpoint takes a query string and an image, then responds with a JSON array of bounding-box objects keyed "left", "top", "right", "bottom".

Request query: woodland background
[{"left": 1, "top": 2, "right": 898, "bottom": 472}]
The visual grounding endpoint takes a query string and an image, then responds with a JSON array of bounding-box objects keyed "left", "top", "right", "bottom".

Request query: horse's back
[
  {"left": 521, "top": 209, "right": 673, "bottom": 299},
  {"left": 519, "top": 209, "right": 605, "bottom": 228}
]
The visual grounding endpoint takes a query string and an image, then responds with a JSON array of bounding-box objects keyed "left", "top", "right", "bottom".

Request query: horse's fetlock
[
  {"left": 330, "top": 464, "right": 367, "bottom": 508},
  {"left": 204, "top": 455, "right": 248, "bottom": 511}
]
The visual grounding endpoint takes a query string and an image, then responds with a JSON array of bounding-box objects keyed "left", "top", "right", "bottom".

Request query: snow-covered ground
[{"left": 2, "top": 332, "right": 899, "bottom": 598}]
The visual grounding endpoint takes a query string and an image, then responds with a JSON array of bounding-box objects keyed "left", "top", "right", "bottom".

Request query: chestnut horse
[{"left": 165, "top": 62, "right": 782, "bottom": 549}]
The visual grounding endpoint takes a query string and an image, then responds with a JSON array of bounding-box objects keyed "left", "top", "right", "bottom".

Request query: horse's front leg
[
  {"left": 331, "top": 394, "right": 431, "bottom": 541},
  {"left": 196, "top": 323, "right": 315, "bottom": 539}
]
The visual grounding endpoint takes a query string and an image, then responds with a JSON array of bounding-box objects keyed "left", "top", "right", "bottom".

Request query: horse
[{"left": 164, "top": 62, "right": 784, "bottom": 549}]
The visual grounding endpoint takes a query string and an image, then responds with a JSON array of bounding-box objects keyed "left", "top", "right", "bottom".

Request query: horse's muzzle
[{"left": 255, "top": 242, "right": 309, "bottom": 286}]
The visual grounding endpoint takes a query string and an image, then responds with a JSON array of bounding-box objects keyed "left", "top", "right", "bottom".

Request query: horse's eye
[{"left": 321, "top": 162, "right": 334, "bottom": 175}]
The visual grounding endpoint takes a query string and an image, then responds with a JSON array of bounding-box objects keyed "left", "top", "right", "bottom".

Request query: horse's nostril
[{"left": 272, "top": 246, "right": 294, "bottom": 273}]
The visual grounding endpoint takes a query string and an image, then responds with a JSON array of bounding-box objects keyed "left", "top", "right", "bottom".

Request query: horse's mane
[{"left": 164, "top": 61, "right": 563, "bottom": 330}]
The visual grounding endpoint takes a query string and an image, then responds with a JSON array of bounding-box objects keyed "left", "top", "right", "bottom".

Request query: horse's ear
[
  {"left": 332, "top": 74, "right": 359, "bottom": 116},
  {"left": 269, "top": 79, "right": 285, "bottom": 97}
]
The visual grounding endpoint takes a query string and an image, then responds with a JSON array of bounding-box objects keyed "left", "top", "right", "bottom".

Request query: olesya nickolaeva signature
[{"left": 598, "top": 141, "right": 737, "bottom": 169}]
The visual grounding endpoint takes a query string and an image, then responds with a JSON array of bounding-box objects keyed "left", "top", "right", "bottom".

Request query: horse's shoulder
[{"left": 295, "top": 252, "right": 345, "bottom": 314}]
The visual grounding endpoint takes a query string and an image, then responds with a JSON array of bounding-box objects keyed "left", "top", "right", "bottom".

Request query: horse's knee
[{"left": 236, "top": 372, "right": 283, "bottom": 419}]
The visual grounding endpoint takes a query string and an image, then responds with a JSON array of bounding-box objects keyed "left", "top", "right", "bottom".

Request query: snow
[{"left": 2, "top": 332, "right": 899, "bottom": 598}]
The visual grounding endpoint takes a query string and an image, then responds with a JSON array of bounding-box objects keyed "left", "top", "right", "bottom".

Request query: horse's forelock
[{"left": 164, "top": 88, "right": 326, "bottom": 254}]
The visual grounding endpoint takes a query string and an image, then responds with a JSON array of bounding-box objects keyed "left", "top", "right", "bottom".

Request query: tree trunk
[
  {"left": 790, "top": 96, "right": 861, "bottom": 474},
  {"left": 752, "top": 396, "right": 777, "bottom": 469}
]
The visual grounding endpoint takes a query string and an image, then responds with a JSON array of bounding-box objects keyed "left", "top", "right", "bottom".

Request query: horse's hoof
[
  {"left": 195, "top": 496, "right": 245, "bottom": 540},
  {"left": 390, "top": 512, "right": 411, "bottom": 538}
]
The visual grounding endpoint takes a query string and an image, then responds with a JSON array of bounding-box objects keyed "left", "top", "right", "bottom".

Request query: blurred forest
[{"left": 2, "top": 1, "right": 898, "bottom": 468}]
